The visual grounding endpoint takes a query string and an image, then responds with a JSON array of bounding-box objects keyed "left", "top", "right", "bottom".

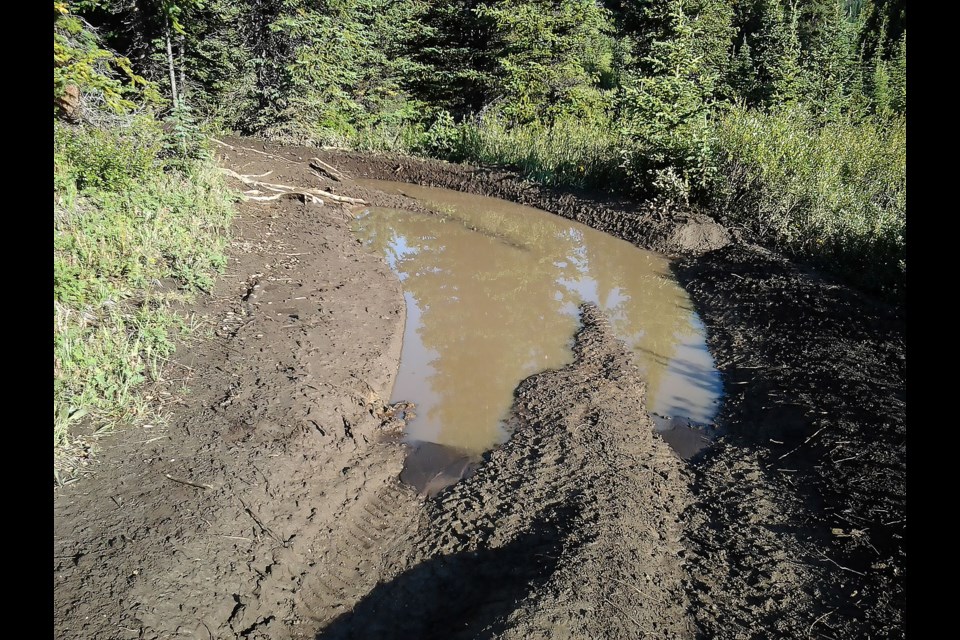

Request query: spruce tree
[
  {"left": 728, "top": 35, "right": 759, "bottom": 104},
  {"left": 888, "top": 30, "right": 906, "bottom": 114},
  {"left": 801, "top": 0, "right": 859, "bottom": 122},
  {"left": 407, "top": 0, "right": 500, "bottom": 118},
  {"left": 479, "top": 0, "right": 616, "bottom": 125},
  {"left": 869, "top": 38, "right": 892, "bottom": 117},
  {"left": 750, "top": 0, "right": 805, "bottom": 106}
]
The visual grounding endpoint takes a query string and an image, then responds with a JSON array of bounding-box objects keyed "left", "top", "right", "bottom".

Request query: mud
[
  {"left": 53, "top": 137, "right": 905, "bottom": 639},
  {"left": 317, "top": 305, "right": 694, "bottom": 639},
  {"left": 353, "top": 184, "right": 722, "bottom": 463}
]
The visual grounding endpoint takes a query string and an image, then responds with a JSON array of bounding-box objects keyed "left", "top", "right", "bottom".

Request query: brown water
[{"left": 353, "top": 181, "right": 722, "bottom": 489}]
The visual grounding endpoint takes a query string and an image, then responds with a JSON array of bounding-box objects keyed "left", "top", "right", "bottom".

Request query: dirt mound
[{"left": 315, "top": 304, "right": 694, "bottom": 639}]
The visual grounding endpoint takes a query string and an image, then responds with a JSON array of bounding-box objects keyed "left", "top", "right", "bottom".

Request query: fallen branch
[
  {"left": 778, "top": 425, "right": 828, "bottom": 460},
  {"left": 807, "top": 610, "right": 835, "bottom": 637},
  {"left": 210, "top": 138, "right": 296, "bottom": 164},
  {"left": 220, "top": 168, "right": 367, "bottom": 205},
  {"left": 814, "top": 550, "right": 867, "bottom": 577},
  {"left": 310, "top": 157, "right": 350, "bottom": 181}
]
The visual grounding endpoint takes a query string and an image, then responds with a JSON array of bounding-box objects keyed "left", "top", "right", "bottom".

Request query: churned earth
[{"left": 53, "top": 138, "right": 905, "bottom": 639}]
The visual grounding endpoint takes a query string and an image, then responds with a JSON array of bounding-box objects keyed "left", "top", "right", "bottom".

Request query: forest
[{"left": 54, "top": 0, "right": 905, "bottom": 449}]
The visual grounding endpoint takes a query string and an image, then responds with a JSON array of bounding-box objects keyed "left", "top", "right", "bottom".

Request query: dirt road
[{"left": 53, "top": 138, "right": 905, "bottom": 639}]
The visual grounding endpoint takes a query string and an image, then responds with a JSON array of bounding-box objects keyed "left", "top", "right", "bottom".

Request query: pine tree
[
  {"left": 869, "top": 38, "right": 891, "bottom": 117},
  {"left": 616, "top": 0, "right": 721, "bottom": 199},
  {"left": 407, "top": 1, "right": 500, "bottom": 118},
  {"left": 801, "top": 0, "right": 859, "bottom": 122},
  {"left": 888, "top": 30, "right": 906, "bottom": 114},
  {"left": 688, "top": 0, "right": 736, "bottom": 100},
  {"left": 478, "top": 0, "right": 616, "bottom": 125},
  {"left": 728, "top": 35, "right": 759, "bottom": 104},
  {"left": 750, "top": 0, "right": 805, "bottom": 106},
  {"left": 251, "top": 0, "right": 427, "bottom": 142},
  {"left": 857, "top": 0, "right": 906, "bottom": 60}
]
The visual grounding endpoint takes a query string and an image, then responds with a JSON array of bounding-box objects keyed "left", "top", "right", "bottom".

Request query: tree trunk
[
  {"left": 179, "top": 36, "right": 186, "bottom": 106},
  {"left": 166, "top": 21, "right": 179, "bottom": 109}
]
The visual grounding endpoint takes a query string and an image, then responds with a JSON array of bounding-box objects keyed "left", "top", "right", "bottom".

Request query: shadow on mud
[{"left": 315, "top": 506, "right": 578, "bottom": 640}]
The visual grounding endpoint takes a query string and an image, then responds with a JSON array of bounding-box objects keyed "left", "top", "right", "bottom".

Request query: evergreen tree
[
  {"left": 739, "top": 0, "right": 805, "bottom": 107},
  {"left": 617, "top": 0, "right": 720, "bottom": 199},
  {"left": 688, "top": 0, "right": 736, "bottom": 100},
  {"left": 407, "top": 1, "right": 500, "bottom": 118},
  {"left": 868, "top": 37, "right": 892, "bottom": 117},
  {"left": 728, "top": 35, "right": 759, "bottom": 103},
  {"left": 857, "top": 0, "right": 905, "bottom": 60},
  {"left": 479, "top": 0, "right": 616, "bottom": 125},
  {"left": 888, "top": 30, "right": 906, "bottom": 114},
  {"left": 801, "top": 0, "right": 859, "bottom": 122}
]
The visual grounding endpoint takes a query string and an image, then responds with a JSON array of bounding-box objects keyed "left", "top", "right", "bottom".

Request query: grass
[
  {"left": 432, "top": 113, "right": 625, "bottom": 191},
  {"left": 388, "top": 107, "right": 905, "bottom": 301},
  {"left": 707, "top": 104, "right": 906, "bottom": 300},
  {"left": 53, "top": 118, "right": 235, "bottom": 453}
]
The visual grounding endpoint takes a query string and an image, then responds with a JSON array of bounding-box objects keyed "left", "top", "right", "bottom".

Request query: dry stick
[
  {"left": 244, "top": 192, "right": 322, "bottom": 204},
  {"left": 220, "top": 168, "right": 367, "bottom": 205},
  {"left": 237, "top": 497, "right": 286, "bottom": 546},
  {"left": 210, "top": 138, "right": 297, "bottom": 164},
  {"left": 164, "top": 473, "right": 213, "bottom": 490},
  {"left": 603, "top": 597, "right": 651, "bottom": 636},
  {"left": 310, "top": 157, "right": 350, "bottom": 181},
  {"left": 814, "top": 550, "right": 867, "bottom": 577},
  {"left": 807, "top": 610, "right": 835, "bottom": 637},
  {"left": 778, "top": 425, "right": 829, "bottom": 460},
  {"left": 610, "top": 577, "right": 666, "bottom": 604},
  {"left": 155, "top": 355, "right": 194, "bottom": 371}
]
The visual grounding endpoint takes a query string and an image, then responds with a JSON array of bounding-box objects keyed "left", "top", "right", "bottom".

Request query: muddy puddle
[{"left": 354, "top": 181, "right": 722, "bottom": 493}]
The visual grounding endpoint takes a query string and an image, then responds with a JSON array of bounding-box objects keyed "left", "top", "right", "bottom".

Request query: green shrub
[
  {"left": 54, "top": 120, "right": 235, "bottom": 450},
  {"left": 54, "top": 117, "right": 162, "bottom": 192},
  {"left": 707, "top": 103, "right": 905, "bottom": 298},
  {"left": 443, "top": 113, "right": 625, "bottom": 191}
]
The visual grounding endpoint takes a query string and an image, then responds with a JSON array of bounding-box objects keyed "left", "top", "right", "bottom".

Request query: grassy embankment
[{"left": 54, "top": 118, "right": 234, "bottom": 461}]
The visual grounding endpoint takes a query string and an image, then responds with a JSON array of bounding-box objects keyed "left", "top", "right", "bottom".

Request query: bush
[
  {"left": 54, "top": 116, "right": 162, "bottom": 191},
  {"left": 706, "top": 103, "right": 905, "bottom": 298},
  {"left": 443, "top": 113, "right": 625, "bottom": 191}
]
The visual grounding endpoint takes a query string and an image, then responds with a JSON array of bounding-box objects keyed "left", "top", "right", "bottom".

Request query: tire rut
[{"left": 314, "top": 304, "right": 695, "bottom": 640}]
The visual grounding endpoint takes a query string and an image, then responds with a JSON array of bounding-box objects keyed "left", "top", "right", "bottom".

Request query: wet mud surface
[
  {"left": 53, "top": 138, "right": 905, "bottom": 639},
  {"left": 353, "top": 184, "right": 722, "bottom": 468}
]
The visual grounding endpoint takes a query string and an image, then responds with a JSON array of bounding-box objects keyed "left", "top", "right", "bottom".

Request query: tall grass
[
  {"left": 707, "top": 104, "right": 906, "bottom": 299},
  {"left": 394, "top": 107, "right": 905, "bottom": 301},
  {"left": 54, "top": 119, "right": 235, "bottom": 451},
  {"left": 446, "top": 115, "right": 625, "bottom": 191},
  {"left": 260, "top": 96, "right": 906, "bottom": 300}
]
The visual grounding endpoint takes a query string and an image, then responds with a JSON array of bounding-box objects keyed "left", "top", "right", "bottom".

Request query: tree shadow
[{"left": 315, "top": 505, "right": 578, "bottom": 640}]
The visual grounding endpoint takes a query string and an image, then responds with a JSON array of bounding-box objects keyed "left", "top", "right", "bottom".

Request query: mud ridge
[{"left": 315, "top": 304, "right": 694, "bottom": 639}]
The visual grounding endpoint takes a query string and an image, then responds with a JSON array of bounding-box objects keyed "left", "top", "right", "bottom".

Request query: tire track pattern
[{"left": 315, "top": 304, "right": 695, "bottom": 639}]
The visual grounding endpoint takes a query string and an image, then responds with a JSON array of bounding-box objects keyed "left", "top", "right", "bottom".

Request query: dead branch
[
  {"left": 309, "top": 157, "right": 350, "bottom": 181},
  {"left": 164, "top": 474, "right": 213, "bottom": 490},
  {"left": 220, "top": 168, "right": 367, "bottom": 205},
  {"left": 210, "top": 138, "right": 297, "bottom": 165}
]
